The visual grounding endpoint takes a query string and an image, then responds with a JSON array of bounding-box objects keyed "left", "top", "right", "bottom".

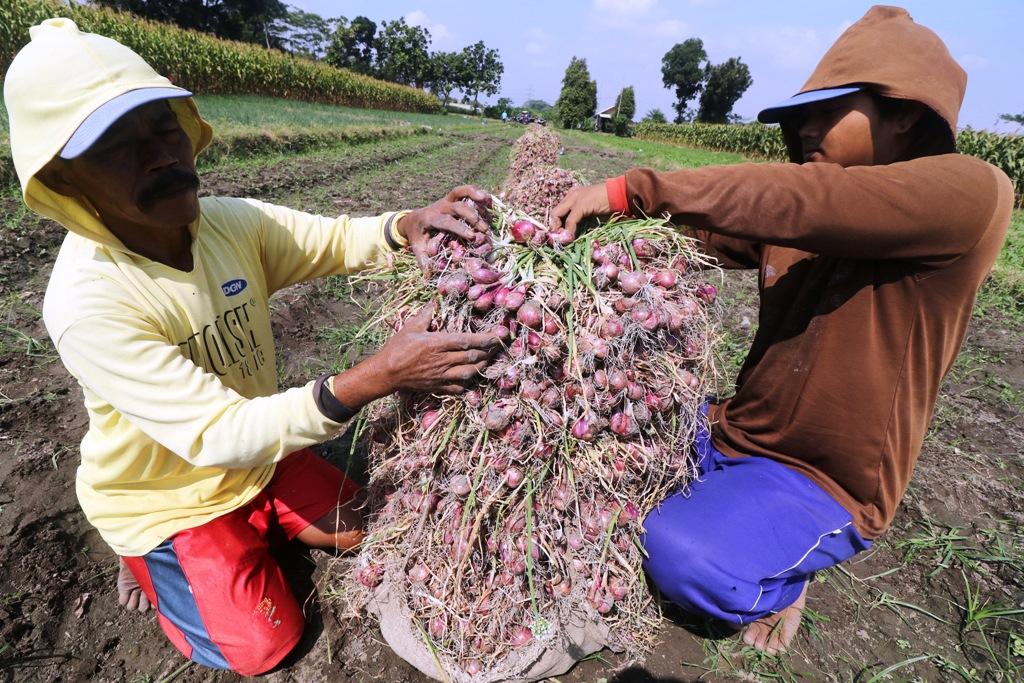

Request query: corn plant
[
  {"left": 635, "top": 121, "right": 1023, "bottom": 207},
  {"left": 634, "top": 121, "right": 788, "bottom": 161},
  {"left": 957, "top": 128, "right": 1024, "bottom": 205},
  {"left": 0, "top": 0, "right": 440, "bottom": 114}
]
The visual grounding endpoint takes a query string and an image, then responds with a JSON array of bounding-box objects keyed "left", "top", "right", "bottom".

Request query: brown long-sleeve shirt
[{"left": 620, "top": 153, "right": 1013, "bottom": 538}]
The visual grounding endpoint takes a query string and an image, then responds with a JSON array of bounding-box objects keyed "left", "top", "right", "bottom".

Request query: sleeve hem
[
  {"left": 385, "top": 211, "right": 412, "bottom": 250},
  {"left": 313, "top": 373, "right": 357, "bottom": 424},
  {"left": 606, "top": 176, "right": 630, "bottom": 216}
]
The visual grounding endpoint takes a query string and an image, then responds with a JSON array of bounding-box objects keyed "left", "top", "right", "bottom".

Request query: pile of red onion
[
  {"left": 503, "top": 123, "right": 560, "bottom": 184},
  {"left": 338, "top": 131, "right": 722, "bottom": 682},
  {"left": 502, "top": 166, "right": 584, "bottom": 224},
  {"left": 498, "top": 123, "right": 583, "bottom": 225}
]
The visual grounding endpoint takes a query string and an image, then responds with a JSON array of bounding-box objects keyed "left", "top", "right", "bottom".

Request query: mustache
[{"left": 138, "top": 168, "right": 200, "bottom": 211}]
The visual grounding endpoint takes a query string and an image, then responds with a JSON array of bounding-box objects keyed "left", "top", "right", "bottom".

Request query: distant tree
[
  {"left": 696, "top": 57, "right": 752, "bottom": 123},
  {"left": 427, "top": 50, "right": 468, "bottom": 108},
  {"left": 374, "top": 18, "right": 432, "bottom": 87},
  {"left": 642, "top": 108, "right": 667, "bottom": 123},
  {"left": 555, "top": 56, "right": 597, "bottom": 130},
  {"left": 271, "top": 6, "right": 337, "bottom": 58},
  {"left": 94, "top": 0, "right": 289, "bottom": 48},
  {"left": 615, "top": 86, "right": 636, "bottom": 121},
  {"left": 324, "top": 16, "right": 377, "bottom": 73},
  {"left": 1001, "top": 113, "right": 1024, "bottom": 125},
  {"left": 661, "top": 38, "right": 707, "bottom": 124},
  {"left": 460, "top": 41, "right": 503, "bottom": 110},
  {"left": 522, "top": 99, "right": 555, "bottom": 118},
  {"left": 612, "top": 85, "right": 636, "bottom": 136},
  {"left": 483, "top": 96, "right": 513, "bottom": 119}
]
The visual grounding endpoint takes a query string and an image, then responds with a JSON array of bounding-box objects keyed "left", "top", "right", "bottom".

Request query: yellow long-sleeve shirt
[
  {"left": 4, "top": 18, "right": 410, "bottom": 556},
  {"left": 44, "top": 198, "right": 405, "bottom": 555}
]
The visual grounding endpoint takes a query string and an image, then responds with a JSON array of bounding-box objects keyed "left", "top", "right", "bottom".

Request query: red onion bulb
[
  {"left": 510, "top": 626, "right": 532, "bottom": 647},
  {"left": 510, "top": 219, "right": 535, "bottom": 243},
  {"left": 618, "top": 271, "right": 648, "bottom": 295}
]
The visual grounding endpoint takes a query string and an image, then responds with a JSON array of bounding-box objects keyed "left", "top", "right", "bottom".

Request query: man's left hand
[{"left": 397, "top": 185, "right": 492, "bottom": 271}]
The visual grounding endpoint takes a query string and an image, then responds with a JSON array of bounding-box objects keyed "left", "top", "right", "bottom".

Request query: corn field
[
  {"left": 636, "top": 121, "right": 1024, "bottom": 206},
  {"left": 956, "top": 128, "right": 1024, "bottom": 205},
  {"left": 0, "top": 0, "right": 440, "bottom": 114},
  {"left": 634, "top": 121, "right": 789, "bottom": 161}
]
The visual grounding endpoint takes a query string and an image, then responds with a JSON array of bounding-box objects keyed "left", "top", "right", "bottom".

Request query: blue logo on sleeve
[{"left": 221, "top": 278, "right": 248, "bottom": 296}]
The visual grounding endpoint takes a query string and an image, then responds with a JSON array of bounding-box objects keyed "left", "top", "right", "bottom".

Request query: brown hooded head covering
[{"left": 760, "top": 5, "right": 967, "bottom": 162}]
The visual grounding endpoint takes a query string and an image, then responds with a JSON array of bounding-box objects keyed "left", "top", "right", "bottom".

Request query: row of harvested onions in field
[{"left": 337, "top": 197, "right": 722, "bottom": 681}]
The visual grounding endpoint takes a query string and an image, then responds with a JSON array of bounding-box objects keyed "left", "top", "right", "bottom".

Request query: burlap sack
[{"left": 367, "top": 566, "right": 615, "bottom": 683}]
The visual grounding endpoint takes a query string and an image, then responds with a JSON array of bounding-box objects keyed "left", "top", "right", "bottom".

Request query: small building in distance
[
  {"left": 446, "top": 101, "right": 480, "bottom": 115},
  {"left": 594, "top": 103, "right": 618, "bottom": 132}
]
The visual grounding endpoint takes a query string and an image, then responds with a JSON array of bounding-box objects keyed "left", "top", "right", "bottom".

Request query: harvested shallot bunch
[{"left": 333, "top": 191, "right": 722, "bottom": 681}]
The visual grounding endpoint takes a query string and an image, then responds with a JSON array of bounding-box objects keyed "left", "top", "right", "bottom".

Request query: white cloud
[
  {"left": 709, "top": 24, "right": 826, "bottom": 71},
  {"left": 587, "top": 0, "right": 661, "bottom": 31},
  {"left": 404, "top": 10, "right": 452, "bottom": 44},
  {"left": 834, "top": 20, "right": 854, "bottom": 37},
  {"left": 523, "top": 27, "right": 552, "bottom": 56},
  {"left": 405, "top": 10, "right": 428, "bottom": 26},
  {"left": 761, "top": 26, "right": 823, "bottom": 70},
  {"left": 702, "top": 17, "right": 858, "bottom": 76},
  {"left": 653, "top": 19, "right": 689, "bottom": 37},
  {"left": 959, "top": 54, "right": 990, "bottom": 70},
  {"left": 593, "top": 0, "right": 656, "bottom": 15}
]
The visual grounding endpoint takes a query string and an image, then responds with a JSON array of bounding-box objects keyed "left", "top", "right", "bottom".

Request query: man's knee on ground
[
  {"left": 221, "top": 606, "right": 304, "bottom": 676},
  {"left": 642, "top": 512, "right": 760, "bottom": 621}
]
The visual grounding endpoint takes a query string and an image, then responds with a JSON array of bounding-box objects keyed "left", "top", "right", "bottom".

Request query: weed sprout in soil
[{"left": 330, "top": 126, "right": 723, "bottom": 682}]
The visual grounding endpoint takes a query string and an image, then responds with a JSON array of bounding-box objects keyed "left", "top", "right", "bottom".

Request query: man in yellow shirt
[{"left": 5, "top": 19, "right": 498, "bottom": 675}]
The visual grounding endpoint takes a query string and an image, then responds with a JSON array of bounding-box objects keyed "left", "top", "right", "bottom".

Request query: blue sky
[{"left": 291, "top": 0, "right": 1023, "bottom": 132}]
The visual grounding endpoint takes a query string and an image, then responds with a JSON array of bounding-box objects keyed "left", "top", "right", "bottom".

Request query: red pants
[{"left": 122, "top": 449, "right": 360, "bottom": 676}]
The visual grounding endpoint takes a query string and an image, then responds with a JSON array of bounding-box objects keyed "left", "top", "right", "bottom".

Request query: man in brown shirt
[{"left": 551, "top": 6, "right": 1013, "bottom": 654}]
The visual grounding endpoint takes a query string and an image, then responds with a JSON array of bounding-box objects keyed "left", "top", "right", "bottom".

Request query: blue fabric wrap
[
  {"left": 641, "top": 405, "right": 871, "bottom": 624},
  {"left": 144, "top": 539, "right": 231, "bottom": 670}
]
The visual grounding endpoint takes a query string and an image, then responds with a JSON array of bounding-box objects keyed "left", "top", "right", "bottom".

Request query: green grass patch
[
  {"left": 197, "top": 123, "right": 431, "bottom": 170},
  {"left": 562, "top": 129, "right": 745, "bottom": 171},
  {"left": 699, "top": 637, "right": 806, "bottom": 682},
  {"left": 317, "top": 320, "right": 371, "bottom": 374},
  {"left": 976, "top": 209, "right": 1024, "bottom": 322},
  {"left": 192, "top": 94, "right": 483, "bottom": 137},
  {"left": 893, "top": 517, "right": 1024, "bottom": 578},
  {"left": 0, "top": 93, "right": 490, "bottom": 149},
  {"left": 0, "top": 292, "right": 55, "bottom": 366},
  {"left": 0, "top": 93, "right": 508, "bottom": 184},
  {"left": 943, "top": 343, "right": 1024, "bottom": 415}
]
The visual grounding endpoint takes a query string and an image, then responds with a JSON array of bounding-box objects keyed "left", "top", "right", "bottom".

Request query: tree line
[
  {"left": 92, "top": 2, "right": 758, "bottom": 130},
  {"left": 92, "top": 0, "right": 503, "bottom": 109},
  {"left": 553, "top": 38, "right": 752, "bottom": 134}
]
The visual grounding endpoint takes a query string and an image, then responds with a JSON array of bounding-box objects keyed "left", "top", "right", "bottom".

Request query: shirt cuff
[
  {"left": 384, "top": 211, "right": 412, "bottom": 251},
  {"left": 605, "top": 176, "right": 630, "bottom": 216},
  {"left": 313, "top": 373, "right": 357, "bottom": 424}
]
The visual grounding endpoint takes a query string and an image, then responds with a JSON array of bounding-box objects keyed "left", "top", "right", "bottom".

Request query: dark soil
[{"left": 1, "top": 128, "right": 1021, "bottom": 683}]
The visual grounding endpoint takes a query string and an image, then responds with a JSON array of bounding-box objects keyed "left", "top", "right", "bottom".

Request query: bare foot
[
  {"left": 741, "top": 581, "right": 807, "bottom": 654},
  {"left": 117, "top": 558, "right": 152, "bottom": 612}
]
